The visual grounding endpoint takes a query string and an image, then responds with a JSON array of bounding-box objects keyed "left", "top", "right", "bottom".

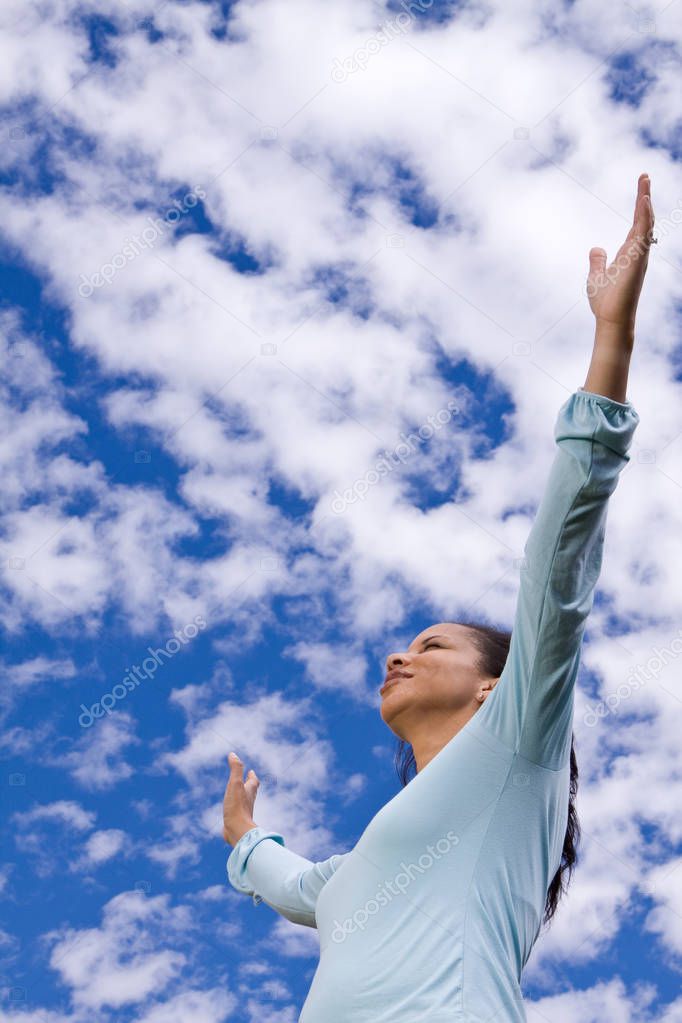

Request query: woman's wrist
[
  {"left": 224, "top": 820, "right": 258, "bottom": 847},
  {"left": 583, "top": 320, "right": 634, "bottom": 404},
  {"left": 594, "top": 317, "right": 635, "bottom": 349}
]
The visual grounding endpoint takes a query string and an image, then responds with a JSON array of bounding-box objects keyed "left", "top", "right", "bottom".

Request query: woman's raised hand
[
  {"left": 223, "top": 751, "right": 259, "bottom": 846},
  {"left": 587, "top": 173, "right": 656, "bottom": 335}
]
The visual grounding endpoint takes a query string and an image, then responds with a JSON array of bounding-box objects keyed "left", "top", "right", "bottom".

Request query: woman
[{"left": 223, "top": 174, "right": 655, "bottom": 1022}]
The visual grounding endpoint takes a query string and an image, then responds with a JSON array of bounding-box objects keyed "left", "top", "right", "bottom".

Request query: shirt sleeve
[
  {"left": 475, "top": 387, "right": 640, "bottom": 769},
  {"left": 226, "top": 825, "right": 349, "bottom": 928}
]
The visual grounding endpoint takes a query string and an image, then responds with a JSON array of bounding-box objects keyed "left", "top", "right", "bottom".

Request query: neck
[{"left": 406, "top": 704, "right": 479, "bottom": 773}]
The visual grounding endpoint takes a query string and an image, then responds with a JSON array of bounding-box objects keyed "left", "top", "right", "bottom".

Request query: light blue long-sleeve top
[{"left": 227, "top": 387, "right": 640, "bottom": 1022}]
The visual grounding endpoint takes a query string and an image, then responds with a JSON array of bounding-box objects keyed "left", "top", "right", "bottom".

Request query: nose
[{"left": 386, "top": 653, "right": 409, "bottom": 673}]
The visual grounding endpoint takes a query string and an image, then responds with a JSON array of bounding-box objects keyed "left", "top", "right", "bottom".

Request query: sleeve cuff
[
  {"left": 576, "top": 386, "right": 635, "bottom": 412},
  {"left": 227, "top": 826, "right": 285, "bottom": 904},
  {"left": 555, "top": 388, "right": 640, "bottom": 458}
]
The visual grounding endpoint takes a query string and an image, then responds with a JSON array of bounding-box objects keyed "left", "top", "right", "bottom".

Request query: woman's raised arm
[{"left": 474, "top": 174, "right": 654, "bottom": 768}]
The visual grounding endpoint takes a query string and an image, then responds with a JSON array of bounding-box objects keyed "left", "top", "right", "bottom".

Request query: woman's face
[{"left": 380, "top": 622, "right": 496, "bottom": 737}]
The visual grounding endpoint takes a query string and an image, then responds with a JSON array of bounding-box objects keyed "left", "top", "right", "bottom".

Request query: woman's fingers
[
  {"left": 226, "top": 751, "right": 259, "bottom": 808},
  {"left": 610, "top": 174, "right": 655, "bottom": 271},
  {"left": 629, "top": 173, "right": 655, "bottom": 246},
  {"left": 228, "top": 751, "right": 259, "bottom": 784},
  {"left": 593, "top": 175, "right": 654, "bottom": 277},
  {"left": 586, "top": 174, "right": 655, "bottom": 324},
  {"left": 588, "top": 247, "right": 607, "bottom": 276},
  {"left": 243, "top": 766, "right": 259, "bottom": 810},
  {"left": 637, "top": 175, "right": 654, "bottom": 236}
]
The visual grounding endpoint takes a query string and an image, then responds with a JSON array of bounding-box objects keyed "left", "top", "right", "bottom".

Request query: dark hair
[{"left": 393, "top": 620, "right": 580, "bottom": 929}]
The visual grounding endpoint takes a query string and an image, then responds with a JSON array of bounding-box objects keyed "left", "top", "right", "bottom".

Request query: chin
[{"left": 379, "top": 699, "right": 406, "bottom": 729}]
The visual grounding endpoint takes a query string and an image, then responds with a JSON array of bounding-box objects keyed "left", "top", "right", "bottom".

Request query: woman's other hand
[{"left": 223, "top": 751, "right": 259, "bottom": 846}]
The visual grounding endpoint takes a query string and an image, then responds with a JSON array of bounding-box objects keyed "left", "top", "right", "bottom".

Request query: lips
[{"left": 380, "top": 671, "right": 412, "bottom": 695}]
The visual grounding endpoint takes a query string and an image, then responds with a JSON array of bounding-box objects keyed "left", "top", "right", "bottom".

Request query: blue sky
[{"left": 1, "top": 1, "right": 682, "bottom": 1021}]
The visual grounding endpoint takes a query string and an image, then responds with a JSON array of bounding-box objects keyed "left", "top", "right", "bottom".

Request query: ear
[{"left": 476, "top": 677, "right": 500, "bottom": 703}]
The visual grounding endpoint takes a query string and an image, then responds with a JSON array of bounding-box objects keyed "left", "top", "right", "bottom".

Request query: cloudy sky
[{"left": 1, "top": 0, "right": 681, "bottom": 1020}]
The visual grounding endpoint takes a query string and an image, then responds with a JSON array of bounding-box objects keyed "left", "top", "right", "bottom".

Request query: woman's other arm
[
  {"left": 227, "top": 825, "right": 348, "bottom": 928},
  {"left": 223, "top": 751, "right": 348, "bottom": 927}
]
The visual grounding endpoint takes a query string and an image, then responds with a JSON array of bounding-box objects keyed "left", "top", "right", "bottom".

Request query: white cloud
[
  {"left": 0, "top": 656, "right": 77, "bottom": 721},
  {"left": 135, "top": 988, "right": 237, "bottom": 1023},
  {"left": 11, "top": 800, "right": 97, "bottom": 878},
  {"left": 13, "top": 800, "right": 96, "bottom": 832},
  {"left": 642, "top": 856, "right": 682, "bottom": 959},
  {"left": 46, "top": 890, "right": 190, "bottom": 1010},
  {"left": 0, "top": 721, "right": 55, "bottom": 757},
  {"left": 525, "top": 976, "right": 658, "bottom": 1023},
  {"left": 145, "top": 829, "right": 202, "bottom": 881},
  {"left": 0, "top": 311, "right": 90, "bottom": 514},
  {"left": 2, "top": 656, "right": 76, "bottom": 689},
  {"left": 55, "top": 711, "right": 140, "bottom": 790},
  {"left": 0, "top": 1010, "right": 76, "bottom": 1023},
  {"left": 282, "top": 640, "right": 369, "bottom": 697},
  {"left": 78, "top": 828, "right": 128, "bottom": 866},
  {"left": 0, "top": 863, "right": 14, "bottom": 897},
  {"left": 195, "top": 884, "right": 229, "bottom": 902},
  {"left": 264, "top": 917, "right": 321, "bottom": 960}
]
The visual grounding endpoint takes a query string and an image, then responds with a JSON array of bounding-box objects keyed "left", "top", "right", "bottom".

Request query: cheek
[
  {"left": 415, "top": 674, "right": 462, "bottom": 708},
  {"left": 426, "top": 666, "right": 472, "bottom": 707}
]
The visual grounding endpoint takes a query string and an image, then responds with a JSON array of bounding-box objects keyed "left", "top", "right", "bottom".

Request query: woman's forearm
[{"left": 582, "top": 320, "right": 634, "bottom": 404}]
